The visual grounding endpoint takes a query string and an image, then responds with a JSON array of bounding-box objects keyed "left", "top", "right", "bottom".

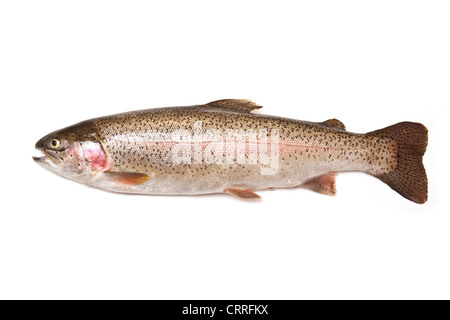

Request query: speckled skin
[{"left": 34, "top": 99, "right": 427, "bottom": 203}]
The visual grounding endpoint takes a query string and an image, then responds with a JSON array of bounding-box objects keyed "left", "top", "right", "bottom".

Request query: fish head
[{"left": 33, "top": 121, "right": 110, "bottom": 182}]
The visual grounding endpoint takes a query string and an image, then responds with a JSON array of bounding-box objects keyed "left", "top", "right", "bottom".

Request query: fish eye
[{"left": 49, "top": 139, "right": 60, "bottom": 149}]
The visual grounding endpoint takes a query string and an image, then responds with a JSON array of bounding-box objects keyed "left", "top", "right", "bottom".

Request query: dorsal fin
[
  {"left": 321, "top": 119, "right": 346, "bottom": 131},
  {"left": 204, "top": 99, "right": 262, "bottom": 113}
]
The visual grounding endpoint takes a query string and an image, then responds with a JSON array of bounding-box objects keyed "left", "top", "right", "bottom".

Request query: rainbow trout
[{"left": 33, "top": 99, "right": 428, "bottom": 203}]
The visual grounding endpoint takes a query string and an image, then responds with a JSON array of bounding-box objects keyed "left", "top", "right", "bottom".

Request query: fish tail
[{"left": 369, "top": 122, "right": 428, "bottom": 204}]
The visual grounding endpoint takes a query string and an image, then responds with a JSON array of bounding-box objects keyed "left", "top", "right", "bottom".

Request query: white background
[{"left": 0, "top": 1, "right": 449, "bottom": 300}]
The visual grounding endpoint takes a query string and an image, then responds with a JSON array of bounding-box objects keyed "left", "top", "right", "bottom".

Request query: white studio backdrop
[{"left": 0, "top": 1, "right": 449, "bottom": 299}]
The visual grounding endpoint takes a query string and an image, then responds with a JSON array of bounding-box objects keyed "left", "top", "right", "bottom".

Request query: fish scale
[
  {"left": 33, "top": 99, "right": 428, "bottom": 203},
  {"left": 92, "top": 107, "right": 394, "bottom": 179}
]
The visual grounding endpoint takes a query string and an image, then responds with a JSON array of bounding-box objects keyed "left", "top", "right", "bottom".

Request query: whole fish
[{"left": 33, "top": 99, "right": 428, "bottom": 203}]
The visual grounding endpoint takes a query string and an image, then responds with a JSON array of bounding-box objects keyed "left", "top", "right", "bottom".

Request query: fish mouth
[
  {"left": 32, "top": 155, "right": 47, "bottom": 163},
  {"left": 33, "top": 150, "right": 63, "bottom": 166}
]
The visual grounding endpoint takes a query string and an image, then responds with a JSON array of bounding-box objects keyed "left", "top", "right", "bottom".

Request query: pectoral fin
[
  {"left": 106, "top": 172, "right": 150, "bottom": 186},
  {"left": 225, "top": 187, "right": 261, "bottom": 199},
  {"left": 301, "top": 172, "right": 337, "bottom": 196}
]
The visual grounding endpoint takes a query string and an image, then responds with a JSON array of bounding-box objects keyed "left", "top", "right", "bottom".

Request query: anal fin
[
  {"left": 106, "top": 172, "right": 150, "bottom": 186},
  {"left": 301, "top": 172, "right": 337, "bottom": 196},
  {"left": 225, "top": 187, "right": 261, "bottom": 199}
]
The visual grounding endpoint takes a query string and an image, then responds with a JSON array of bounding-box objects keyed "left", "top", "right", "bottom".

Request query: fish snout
[
  {"left": 33, "top": 133, "right": 62, "bottom": 166},
  {"left": 33, "top": 135, "right": 48, "bottom": 163}
]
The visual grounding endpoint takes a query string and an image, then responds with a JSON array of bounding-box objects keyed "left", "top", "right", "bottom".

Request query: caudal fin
[{"left": 369, "top": 122, "right": 428, "bottom": 204}]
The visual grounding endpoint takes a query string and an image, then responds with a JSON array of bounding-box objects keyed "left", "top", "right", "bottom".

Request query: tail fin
[{"left": 369, "top": 122, "right": 428, "bottom": 204}]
